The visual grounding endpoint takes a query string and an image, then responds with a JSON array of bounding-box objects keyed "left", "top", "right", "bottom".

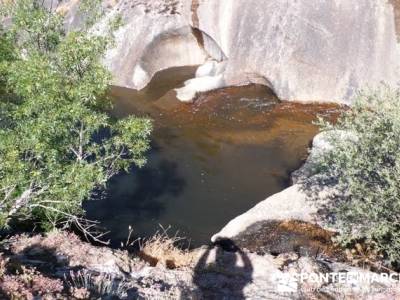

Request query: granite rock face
[
  {"left": 195, "top": 0, "right": 400, "bottom": 103},
  {"left": 99, "top": 0, "right": 209, "bottom": 90},
  {"left": 71, "top": 0, "right": 400, "bottom": 103}
]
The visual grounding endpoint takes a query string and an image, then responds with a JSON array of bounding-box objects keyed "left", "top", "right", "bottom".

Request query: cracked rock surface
[{"left": 62, "top": 0, "right": 400, "bottom": 104}]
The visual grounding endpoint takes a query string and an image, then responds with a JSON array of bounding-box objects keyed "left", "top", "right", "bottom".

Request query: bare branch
[
  {"left": 78, "top": 122, "right": 84, "bottom": 160},
  {"left": 69, "top": 146, "right": 81, "bottom": 160},
  {"left": 3, "top": 184, "right": 47, "bottom": 224},
  {"left": 0, "top": 185, "right": 16, "bottom": 203},
  {"left": 7, "top": 188, "right": 34, "bottom": 218},
  {"left": 32, "top": 204, "right": 110, "bottom": 245}
]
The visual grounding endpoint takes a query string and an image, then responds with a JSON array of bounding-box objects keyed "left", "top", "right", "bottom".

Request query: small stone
[{"left": 275, "top": 252, "right": 299, "bottom": 267}]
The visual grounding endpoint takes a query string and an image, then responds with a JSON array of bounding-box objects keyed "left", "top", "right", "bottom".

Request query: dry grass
[
  {"left": 137, "top": 226, "right": 195, "bottom": 269},
  {"left": 66, "top": 269, "right": 130, "bottom": 299}
]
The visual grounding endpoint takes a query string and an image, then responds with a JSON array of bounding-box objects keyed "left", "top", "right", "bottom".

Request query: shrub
[
  {"left": 313, "top": 87, "right": 400, "bottom": 266},
  {"left": 137, "top": 226, "right": 194, "bottom": 269},
  {"left": 0, "top": 0, "right": 152, "bottom": 233}
]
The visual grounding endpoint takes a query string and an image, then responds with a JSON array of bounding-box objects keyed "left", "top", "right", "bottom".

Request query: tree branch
[{"left": 31, "top": 204, "right": 110, "bottom": 245}]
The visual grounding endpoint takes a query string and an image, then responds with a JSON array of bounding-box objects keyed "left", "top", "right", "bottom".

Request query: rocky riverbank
[
  {"left": 211, "top": 131, "right": 337, "bottom": 244},
  {"left": 2, "top": 1, "right": 399, "bottom": 298},
  {"left": 1, "top": 229, "right": 399, "bottom": 299},
  {"left": 0, "top": 132, "right": 399, "bottom": 299}
]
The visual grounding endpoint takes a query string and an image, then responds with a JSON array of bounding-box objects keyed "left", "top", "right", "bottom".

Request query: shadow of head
[{"left": 213, "top": 238, "right": 240, "bottom": 252}]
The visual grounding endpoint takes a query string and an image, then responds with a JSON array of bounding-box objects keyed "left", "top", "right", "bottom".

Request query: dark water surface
[{"left": 84, "top": 67, "right": 339, "bottom": 247}]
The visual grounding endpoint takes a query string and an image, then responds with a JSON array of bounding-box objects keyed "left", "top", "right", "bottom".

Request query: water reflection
[{"left": 84, "top": 67, "right": 340, "bottom": 247}]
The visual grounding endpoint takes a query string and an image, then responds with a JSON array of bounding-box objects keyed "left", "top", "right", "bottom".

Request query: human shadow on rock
[{"left": 192, "top": 239, "right": 253, "bottom": 300}]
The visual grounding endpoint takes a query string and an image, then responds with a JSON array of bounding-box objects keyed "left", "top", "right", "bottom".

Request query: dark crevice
[{"left": 389, "top": 0, "right": 400, "bottom": 40}]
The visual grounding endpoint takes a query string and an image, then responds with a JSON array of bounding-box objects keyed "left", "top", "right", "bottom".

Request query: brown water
[{"left": 84, "top": 67, "right": 340, "bottom": 247}]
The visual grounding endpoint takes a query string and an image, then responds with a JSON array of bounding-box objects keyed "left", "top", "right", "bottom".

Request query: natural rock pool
[{"left": 84, "top": 67, "right": 339, "bottom": 247}]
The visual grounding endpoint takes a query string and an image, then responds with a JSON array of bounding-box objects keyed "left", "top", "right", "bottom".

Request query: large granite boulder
[
  {"left": 194, "top": 0, "right": 400, "bottom": 103},
  {"left": 98, "top": 0, "right": 209, "bottom": 90},
  {"left": 21, "top": 0, "right": 400, "bottom": 103},
  {"left": 69, "top": 0, "right": 400, "bottom": 104}
]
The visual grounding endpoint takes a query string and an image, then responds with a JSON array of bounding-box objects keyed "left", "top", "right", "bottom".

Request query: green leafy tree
[
  {"left": 313, "top": 87, "right": 400, "bottom": 265},
  {"left": 0, "top": 28, "right": 12, "bottom": 87},
  {"left": 0, "top": 25, "right": 14, "bottom": 126},
  {"left": 0, "top": 0, "right": 152, "bottom": 236}
]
